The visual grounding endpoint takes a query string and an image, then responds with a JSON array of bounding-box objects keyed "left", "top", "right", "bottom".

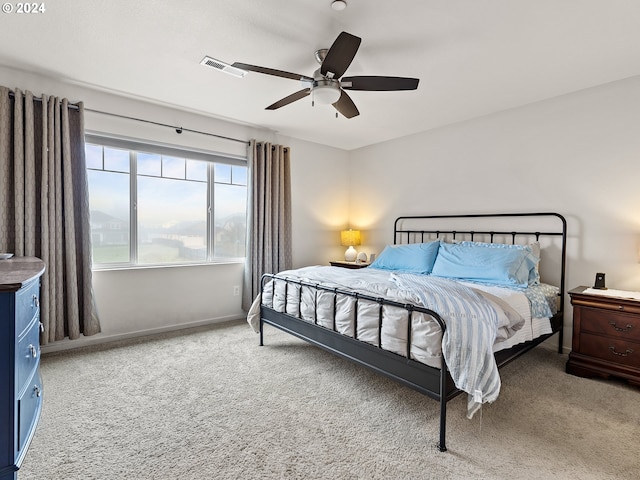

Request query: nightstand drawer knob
[
  {"left": 609, "top": 346, "right": 634, "bottom": 357},
  {"left": 609, "top": 321, "right": 633, "bottom": 333}
]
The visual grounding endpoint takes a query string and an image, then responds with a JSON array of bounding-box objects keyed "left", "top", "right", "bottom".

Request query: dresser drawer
[
  {"left": 580, "top": 307, "right": 640, "bottom": 342},
  {"left": 579, "top": 332, "right": 640, "bottom": 368},
  {"left": 15, "top": 279, "right": 40, "bottom": 338},
  {"left": 16, "top": 317, "right": 41, "bottom": 391},
  {"left": 17, "top": 370, "right": 43, "bottom": 453}
]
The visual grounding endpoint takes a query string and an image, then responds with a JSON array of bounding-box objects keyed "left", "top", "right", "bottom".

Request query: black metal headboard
[{"left": 393, "top": 212, "right": 567, "bottom": 313}]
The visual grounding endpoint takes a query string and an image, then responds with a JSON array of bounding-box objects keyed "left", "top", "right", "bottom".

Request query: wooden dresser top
[{"left": 0, "top": 257, "right": 45, "bottom": 292}]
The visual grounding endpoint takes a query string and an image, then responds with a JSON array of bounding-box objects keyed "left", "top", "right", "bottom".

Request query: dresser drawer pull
[
  {"left": 609, "top": 346, "right": 634, "bottom": 357},
  {"left": 609, "top": 321, "right": 633, "bottom": 333},
  {"left": 32, "top": 294, "right": 39, "bottom": 308},
  {"left": 28, "top": 344, "right": 37, "bottom": 358},
  {"left": 33, "top": 385, "right": 41, "bottom": 397}
]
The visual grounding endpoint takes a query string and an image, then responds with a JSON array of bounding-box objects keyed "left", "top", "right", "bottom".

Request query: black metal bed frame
[{"left": 258, "top": 212, "right": 567, "bottom": 452}]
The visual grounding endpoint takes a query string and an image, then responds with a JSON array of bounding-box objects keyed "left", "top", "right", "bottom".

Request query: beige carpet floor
[{"left": 19, "top": 320, "right": 640, "bottom": 479}]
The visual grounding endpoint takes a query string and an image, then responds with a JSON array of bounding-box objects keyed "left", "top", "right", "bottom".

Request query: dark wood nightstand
[
  {"left": 329, "top": 261, "right": 370, "bottom": 269},
  {"left": 566, "top": 286, "right": 640, "bottom": 387}
]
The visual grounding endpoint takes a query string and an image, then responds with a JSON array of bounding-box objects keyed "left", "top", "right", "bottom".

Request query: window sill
[{"left": 92, "top": 259, "right": 245, "bottom": 272}]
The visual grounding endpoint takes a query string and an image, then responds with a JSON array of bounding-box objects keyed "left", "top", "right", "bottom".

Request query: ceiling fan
[{"left": 232, "top": 31, "right": 419, "bottom": 119}]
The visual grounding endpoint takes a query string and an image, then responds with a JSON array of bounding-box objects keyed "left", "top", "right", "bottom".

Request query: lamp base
[{"left": 344, "top": 246, "right": 357, "bottom": 262}]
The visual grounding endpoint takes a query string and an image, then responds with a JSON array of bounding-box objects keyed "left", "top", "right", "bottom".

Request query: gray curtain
[
  {"left": 242, "top": 140, "right": 292, "bottom": 311},
  {"left": 0, "top": 86, "right": 100, "bottom": 343}
]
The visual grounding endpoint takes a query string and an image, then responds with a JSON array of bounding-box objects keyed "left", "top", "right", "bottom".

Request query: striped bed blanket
[
  {"left": 249, "top": 266, "right": 527, "bottom": 419},
  {"left": 390, "top": 274, "right": 516, "bottom": 418}
]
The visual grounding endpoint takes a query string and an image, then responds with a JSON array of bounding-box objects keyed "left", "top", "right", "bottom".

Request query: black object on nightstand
[
  {"left": 329, "top": 261, "right": 370, "bottom": 269},
  {"left": 566, "top": 286, "right": 640, "bottom": 387}
]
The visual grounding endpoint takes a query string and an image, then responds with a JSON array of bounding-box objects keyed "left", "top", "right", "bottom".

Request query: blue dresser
[{"left": 0, "top": 257, "right": 45, "bottom": 480}]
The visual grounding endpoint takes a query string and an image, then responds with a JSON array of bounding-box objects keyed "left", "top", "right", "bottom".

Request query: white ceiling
[{"left": 1, "top": 0, "right": 640, "bottom": 150}]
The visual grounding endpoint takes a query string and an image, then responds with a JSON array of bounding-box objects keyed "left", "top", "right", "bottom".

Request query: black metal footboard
[{"left": 259, "top": 273, "right": 456, "bottom": 451}]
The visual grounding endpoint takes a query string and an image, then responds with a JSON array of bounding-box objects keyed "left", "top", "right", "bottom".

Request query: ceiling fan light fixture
[
  {"left": 331, "top": 0, "right": 347, "bottom": 11},
  {"left": 313, "top": 83, "right": 341, "bottom": 105}
]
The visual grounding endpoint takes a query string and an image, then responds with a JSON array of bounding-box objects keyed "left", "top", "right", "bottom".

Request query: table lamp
[{"left": 340, "top": 229, "right": 361, "bottom": 262}]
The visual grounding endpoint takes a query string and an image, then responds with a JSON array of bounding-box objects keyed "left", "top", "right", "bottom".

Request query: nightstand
[
  {"left": 566, "top": 286, "right": 640, "bottom": 387},
  {"left": 329, "top": 261, "right": 370, "bottom": 269}
]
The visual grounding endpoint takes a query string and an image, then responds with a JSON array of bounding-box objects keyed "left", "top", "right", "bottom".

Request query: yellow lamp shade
[
  {"left": 340, "top": 229, "right": 361, "bottom": 246},
  {"left": 340, "top": 229, "right": 361, "bottom": 262}
]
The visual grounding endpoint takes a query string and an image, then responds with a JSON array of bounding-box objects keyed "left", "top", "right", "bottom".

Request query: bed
[{"left": 247, "top": 212, "right": 567, "bottom": 451}]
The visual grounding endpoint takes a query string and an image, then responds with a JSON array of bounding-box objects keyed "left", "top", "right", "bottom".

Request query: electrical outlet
[{"left": 233, "top": 285, "right": 240, "bottom": 296}]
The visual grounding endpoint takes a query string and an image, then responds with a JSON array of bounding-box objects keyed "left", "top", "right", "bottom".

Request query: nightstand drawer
[
  {"left": 572, "top": 295, "right": 640, "bottom": 316},
  {"left": 579, "top": 332, "right": 640, "bottom": 368},
  {"left": 16, "top": 317, "right": 41, "bottom": 391},
  {"left": 581, "top": 307, "right": 640, "bottom": 342}
]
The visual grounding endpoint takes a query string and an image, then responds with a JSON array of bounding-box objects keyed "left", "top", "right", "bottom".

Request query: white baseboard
[
  {"left": 538, "top": 335, "right": 570, "bottom": 354},
  {"left": 41, "top": 314, "right": 246, "bottom": 355}
]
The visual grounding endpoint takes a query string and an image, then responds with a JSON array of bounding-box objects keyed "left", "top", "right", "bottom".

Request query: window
[{"left": 85, "top": 135, "right": 247, "bottom": 267}]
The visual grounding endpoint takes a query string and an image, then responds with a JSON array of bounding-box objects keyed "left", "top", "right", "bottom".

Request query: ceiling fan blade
[
  {"left": 232, "top": 62, "right": 314, "bottom": 83},
  {"left": 266, "top": 88, "right": 311, "bottom": 110},
  {"left": 332, "top": 90, "right": 359, "bottom": 119},
  {"left": 341, "top": 76, "right": 419, "bottom": 91},
  {"left": 320, "top": 32, "right": 361, "bottom": 79}
]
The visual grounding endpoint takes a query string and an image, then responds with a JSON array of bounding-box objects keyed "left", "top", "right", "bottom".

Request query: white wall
[
  {"left": 274, "top": 136, "right": 350, "bottom": 268},
  {"left": 0, "top": 66, "right": 348, "bottom": 351},
  {"left": 349, "top": 75, "right": 640, "bottom": 351}
]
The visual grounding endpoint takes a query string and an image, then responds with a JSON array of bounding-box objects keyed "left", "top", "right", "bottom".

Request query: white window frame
[{"left": 85, "top": 132, "right": 247, "bottom": 269}]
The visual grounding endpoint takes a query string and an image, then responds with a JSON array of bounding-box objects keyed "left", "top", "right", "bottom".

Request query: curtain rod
[
  {"left": 84, "top": 108, "right": 250, "bottom": 146},
  {"left": 7, "top": 91, "right": 250, "bottom": 146}
]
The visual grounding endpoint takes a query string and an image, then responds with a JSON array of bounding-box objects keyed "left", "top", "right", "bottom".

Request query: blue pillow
[
  {"left": 431, "top": 241, "right": 533, "bottom": 287},
  {"left": 458, "top": 241, "right": 541, "bottom": 285},
  {"left": 369, "top": 241, "right": 440, "bottom": 274}
]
